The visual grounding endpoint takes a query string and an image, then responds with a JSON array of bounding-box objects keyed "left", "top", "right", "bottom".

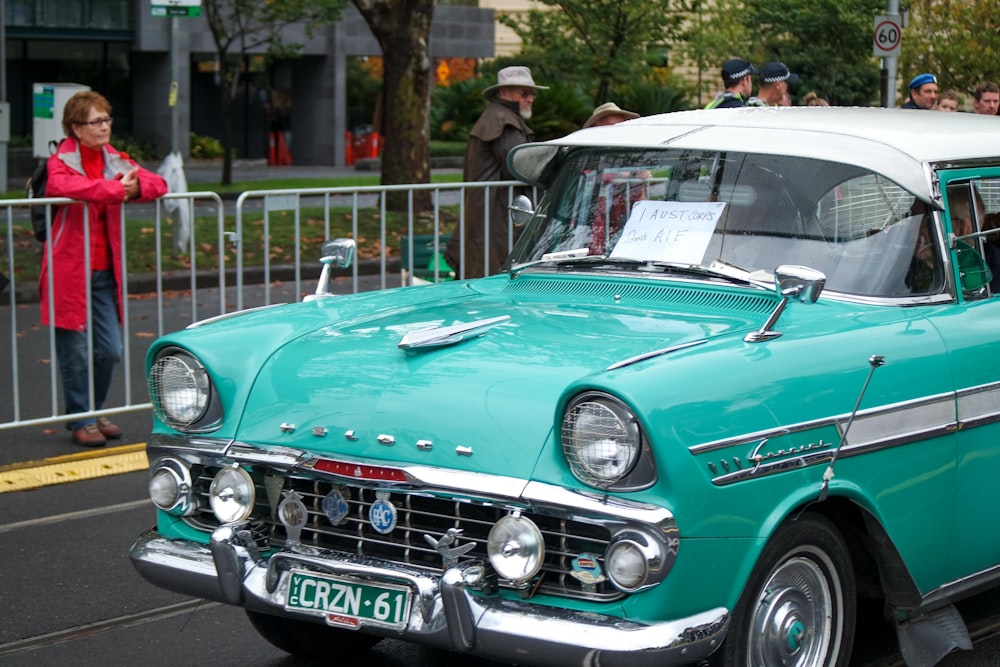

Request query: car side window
[{"left": 946, "top": 179, "right": 1000, "bottom": 297}]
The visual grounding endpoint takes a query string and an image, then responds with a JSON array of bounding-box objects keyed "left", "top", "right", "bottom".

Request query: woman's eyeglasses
[{"left": 79, "top": 117, "right": 113, "bottom": 128}]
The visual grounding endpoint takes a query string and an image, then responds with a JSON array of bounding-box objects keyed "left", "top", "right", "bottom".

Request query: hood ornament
[
  {"left": 398, "top": 315, "right": 510, "bottom": 350},
  {"left": 424, "top": 527, "right": 476, "bottom": 569}
]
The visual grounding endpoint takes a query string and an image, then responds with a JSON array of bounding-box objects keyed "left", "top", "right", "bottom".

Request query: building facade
[{"left": 5, "top": 0, "right": 494, "bottom": 168}]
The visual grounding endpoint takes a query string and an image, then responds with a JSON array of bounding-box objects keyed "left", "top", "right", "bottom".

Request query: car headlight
[
  {"left": 149, "top": 348, "right": 219, "bottom": 432},
  {"left": 562, "top": 392, "right": 643, "bottom": 489},
  {"left": 148, "top": 458, "right": 198, "bottom": 516},
  {"left": 487, "top": 513, "right": 545, "bottom": 585},
  {"left": 209, "top": 465, "right": 256, "bottom": 524}
]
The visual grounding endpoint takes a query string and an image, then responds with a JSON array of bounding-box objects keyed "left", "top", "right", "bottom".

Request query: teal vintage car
[{"left": 131, "top": 108, "right": 1000, "bottom": 666}]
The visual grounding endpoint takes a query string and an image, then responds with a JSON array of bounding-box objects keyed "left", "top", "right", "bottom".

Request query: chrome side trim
[
  {"left": 911, "top": 563, "right": 1000, "bottom": 619},
  {"left": 689, "top": 392, "right": 960, "bottom": 486},
  {"left": 607, "top": 340, "right": 707, "bottom": 371},
  {"left": 956, "top": 382, "right": 1000, "bottom": 428},
  {"left": 689, "top": 391, "right": 955, "bottom": 455}
]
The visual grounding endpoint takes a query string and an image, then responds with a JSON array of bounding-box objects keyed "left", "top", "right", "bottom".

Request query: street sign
[
  {"left": 873, "top": 15, "right": 902, "bottom": 58},
  {"left": 152, "top": 0, "right": 202, "bottom": 18}
]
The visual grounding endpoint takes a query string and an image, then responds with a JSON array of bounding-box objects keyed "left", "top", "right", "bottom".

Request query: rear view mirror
[
  {"left": 509, "top": 195, "right": 534, "bottom": 227},
  {"left": 307, "top": 238, "right": 357, "bottom": 301},
  {"left": 322, "top": 238, "right": 356, "bottom": 269}
]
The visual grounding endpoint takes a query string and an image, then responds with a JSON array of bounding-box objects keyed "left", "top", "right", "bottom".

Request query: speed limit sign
[{"left": 873, "top": 15, "right": 902, "bottom": 57}]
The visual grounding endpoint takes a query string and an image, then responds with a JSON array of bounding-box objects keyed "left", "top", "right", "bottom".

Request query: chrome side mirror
[
  {"left": 745, "top": 265, "right": 826, "bottom": 342},
  {"left": 321, "top": 238, "right": 356, "bottom": 269},
  {"left": 775, "top": 265, "right": 826, "bottom": 303},
  {"left": 509, "top": 195, "right": 534, "bottom": 227},
  {"left": 307, "top": 238, "right": 357, "bottom": 301}
]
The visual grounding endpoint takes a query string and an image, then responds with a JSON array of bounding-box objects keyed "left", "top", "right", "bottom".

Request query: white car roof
[{"left": 509, "top": 107, "right": 1000, "bottom": 205}]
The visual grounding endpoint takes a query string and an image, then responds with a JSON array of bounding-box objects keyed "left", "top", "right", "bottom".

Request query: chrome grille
[{"left": 186, "top": 466, "right": 621, "bottom": 601}]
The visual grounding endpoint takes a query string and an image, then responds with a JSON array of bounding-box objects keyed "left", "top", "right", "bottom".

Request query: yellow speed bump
[{"left": 0, "top": 443, "right": 149, "bottom": 493}]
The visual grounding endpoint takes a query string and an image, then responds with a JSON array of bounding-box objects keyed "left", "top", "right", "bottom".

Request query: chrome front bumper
[{"left": 131, "top": 528, "right": 728, "bottom": 666}]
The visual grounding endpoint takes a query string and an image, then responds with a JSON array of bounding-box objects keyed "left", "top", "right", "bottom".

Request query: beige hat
[
  {"left": 484, "top": 66, "right": 549, "bottom": 98},
  {"left": 583, "top": 102, "right": 640, "bottom": 128}
]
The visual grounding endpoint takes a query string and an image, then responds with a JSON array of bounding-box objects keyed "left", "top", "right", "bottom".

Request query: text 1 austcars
[{"left": 131, "top": 107, "right": 1000, "bottom": 667}]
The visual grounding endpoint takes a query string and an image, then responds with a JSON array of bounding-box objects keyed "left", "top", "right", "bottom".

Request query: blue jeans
[{"left": 56, "top": 270, "right": 122, "bottom": 431}]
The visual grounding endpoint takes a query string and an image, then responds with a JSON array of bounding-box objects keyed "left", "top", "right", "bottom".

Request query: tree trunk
[
  {"left": 217, "top": 58, "right": 236, "bottom": 186},
  {"left": 353, "top": 0, "right": 434, "bottom": 210}
]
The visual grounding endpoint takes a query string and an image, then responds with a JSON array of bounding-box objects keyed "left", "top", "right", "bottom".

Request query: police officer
[{"left": 705, "top": 59, "right": 758, "bottom": 109}]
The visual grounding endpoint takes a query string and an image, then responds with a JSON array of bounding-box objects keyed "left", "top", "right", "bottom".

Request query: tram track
[{"left": 0, "top": 599, "right": 220, "bottom": 659}]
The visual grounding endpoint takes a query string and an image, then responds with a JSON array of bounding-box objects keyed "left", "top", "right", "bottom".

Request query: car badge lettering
[
  {"left": 369, "top": 491, "right": 398, "bottom": 534},
  {"left": 747, "top": 437, "right": 833, "bottom": 472},
  {"left": 322, "top": 487, "right": 350, "bottom": 526},
  {"left": 568, "top": 553, "right": 606, "bottom": 592}
]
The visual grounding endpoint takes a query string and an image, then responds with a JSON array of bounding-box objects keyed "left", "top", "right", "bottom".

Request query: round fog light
[
  {"left": 606, "top": 540, "right": 648, "bottom": 592},
  {"left": 148, "top": 459, "right": 196, "bottom": 516},
  {"left": 209, "top": 465, "right": 256, "bottom": 524},
  {"left": 487, "top": 514, "right": 545, "bottom": 584},
  {"left": 149, "top": 468, "right": 180, "bottom": 509}
]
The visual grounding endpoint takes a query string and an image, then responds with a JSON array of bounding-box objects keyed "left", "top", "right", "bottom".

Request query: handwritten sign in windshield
[{"left": 609, "top": 200, "right": 726, "bottom": 264}]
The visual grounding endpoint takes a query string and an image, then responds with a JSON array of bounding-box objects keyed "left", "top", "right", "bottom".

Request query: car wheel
[
  {"left": 246, "top": 610, "right": 382, "bottom": 659},
  {"left": 720, "top": 512, "right": 856, "bottom": 667}
]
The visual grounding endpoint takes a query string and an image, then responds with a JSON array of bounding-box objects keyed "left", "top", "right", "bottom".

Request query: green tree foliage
[
  {"left": 677, "top": 0, "right": 882, "bottom": 107},
  {"left": 675, "top": 0, "right": 750, "bottom": 106},
  {"left": 498, "top": 0, "right": 683, "bottom": 106},
  {"left": 202, "top": 0, "right": 346, "bottom": 185},
  {"left": 744, "top": 0, "right": 883, "bottom": 106},
  {"left": 901, "top": 0, "right": 1000, "bottom": 99}
]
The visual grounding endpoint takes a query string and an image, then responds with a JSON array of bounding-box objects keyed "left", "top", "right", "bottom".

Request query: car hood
[{"left": 228, "top": 275, "right": 778, "bottom": 479}]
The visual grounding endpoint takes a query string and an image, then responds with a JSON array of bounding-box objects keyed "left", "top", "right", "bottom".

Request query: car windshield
[{"left": 505, "top": 148, "right": 944, "bottom": 298}]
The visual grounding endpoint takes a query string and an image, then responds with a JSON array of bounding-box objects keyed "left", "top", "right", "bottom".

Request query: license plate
[{"left": 285, "top": 570, "right": 411, "bottom": 629}]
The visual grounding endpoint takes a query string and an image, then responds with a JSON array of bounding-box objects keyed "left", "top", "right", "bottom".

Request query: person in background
[
  {"left": 972, "top": 81, "right": 1000, "bottom": 116},
  {"left": 581, "top": 102, "right": 645, "bottom": 255},
  {"left": 779, "top": 91, "right": 792, "bottom": 107},
  {"left": 937, "top": 90, "right": 960, "bottom": 112},
  {"left": 705, "top": 59, "right": 757, "bottom": 109},
  {"left": 41, "top": 90, "right": 168, "bottom": 447},
  {"left": 583, "top": 102, "right": 639, "bottom": 128},
  {"left": 902, "top": 73, "right": 938, "bottom": 109},
  {"left": 749, "top": 62, "right": 799, "bottom": 107},
  {"left": 444, "top": 66, "right": 547, "bottom": 278},
  {"left": 802, "top": 92, "right": 829, "bottom": 106}
]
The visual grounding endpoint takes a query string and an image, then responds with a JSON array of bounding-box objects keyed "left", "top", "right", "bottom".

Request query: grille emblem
[
  {"left": 369, "top": 491, "right": 398, "bottom": 534},
  {"left": 278, "top": 489, "right": 308, "bottom": 546},
  {"left": 568, "top": 553, "right": 607, "bottom": 593},
  {"left": 322, "top": 487, "right": 350, "bottom": 526}
]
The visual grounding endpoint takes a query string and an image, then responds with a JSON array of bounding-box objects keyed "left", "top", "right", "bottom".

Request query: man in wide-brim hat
[
  {"left": 445, "top": 66, "right": 548, "bottom": 278},
  {"left": 583, "top": 102, "right": 640, "bottom": 128}
]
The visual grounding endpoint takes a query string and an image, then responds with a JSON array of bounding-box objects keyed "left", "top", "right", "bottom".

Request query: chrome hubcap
[{"left": 748, "top": 555, "right": 834, "bottom": 666}]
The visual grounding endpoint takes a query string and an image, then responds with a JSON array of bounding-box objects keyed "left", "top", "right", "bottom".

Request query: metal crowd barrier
[{"left": 0, "top": 180, "right": 530, "bottom": 432}]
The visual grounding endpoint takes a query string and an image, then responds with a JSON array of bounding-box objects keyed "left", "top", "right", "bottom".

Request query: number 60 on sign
[{"left": 873, "top": 15, "right": 902, "bottom": 57}]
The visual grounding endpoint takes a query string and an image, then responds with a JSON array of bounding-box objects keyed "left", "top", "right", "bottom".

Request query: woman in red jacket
[{"left": 40, "top": 91, "right": 168, "bottom": 446}]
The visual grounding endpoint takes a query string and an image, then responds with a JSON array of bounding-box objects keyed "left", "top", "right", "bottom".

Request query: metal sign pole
[
  {"left": 882, "top": 0, "right": 900, "bottom": 108},
  {"left": 170, "top": 16, "right": 179, "bottom": 154},
  {"left": 0, "top": 0, "right": 7, "bottom": 190}
]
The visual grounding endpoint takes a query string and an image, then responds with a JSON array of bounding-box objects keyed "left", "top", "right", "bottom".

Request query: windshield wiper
[
  {"left": 510, "top": 253, "right": 770, "bottom": 290},
  {"left": 510, "top": 249, "right": 628, "bottom": 276},
  {"left": 648, "top": 259, "right": 772, "bottom": 289}
]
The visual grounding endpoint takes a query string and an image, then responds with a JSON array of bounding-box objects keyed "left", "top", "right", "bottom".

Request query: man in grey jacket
[{"left": 445, "top": 66, "right": 547, "bottom": 278}]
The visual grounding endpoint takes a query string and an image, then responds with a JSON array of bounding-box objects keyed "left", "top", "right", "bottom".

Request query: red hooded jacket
[{"left": 39, "top": 138, "right": 168, "bottom": 331}]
